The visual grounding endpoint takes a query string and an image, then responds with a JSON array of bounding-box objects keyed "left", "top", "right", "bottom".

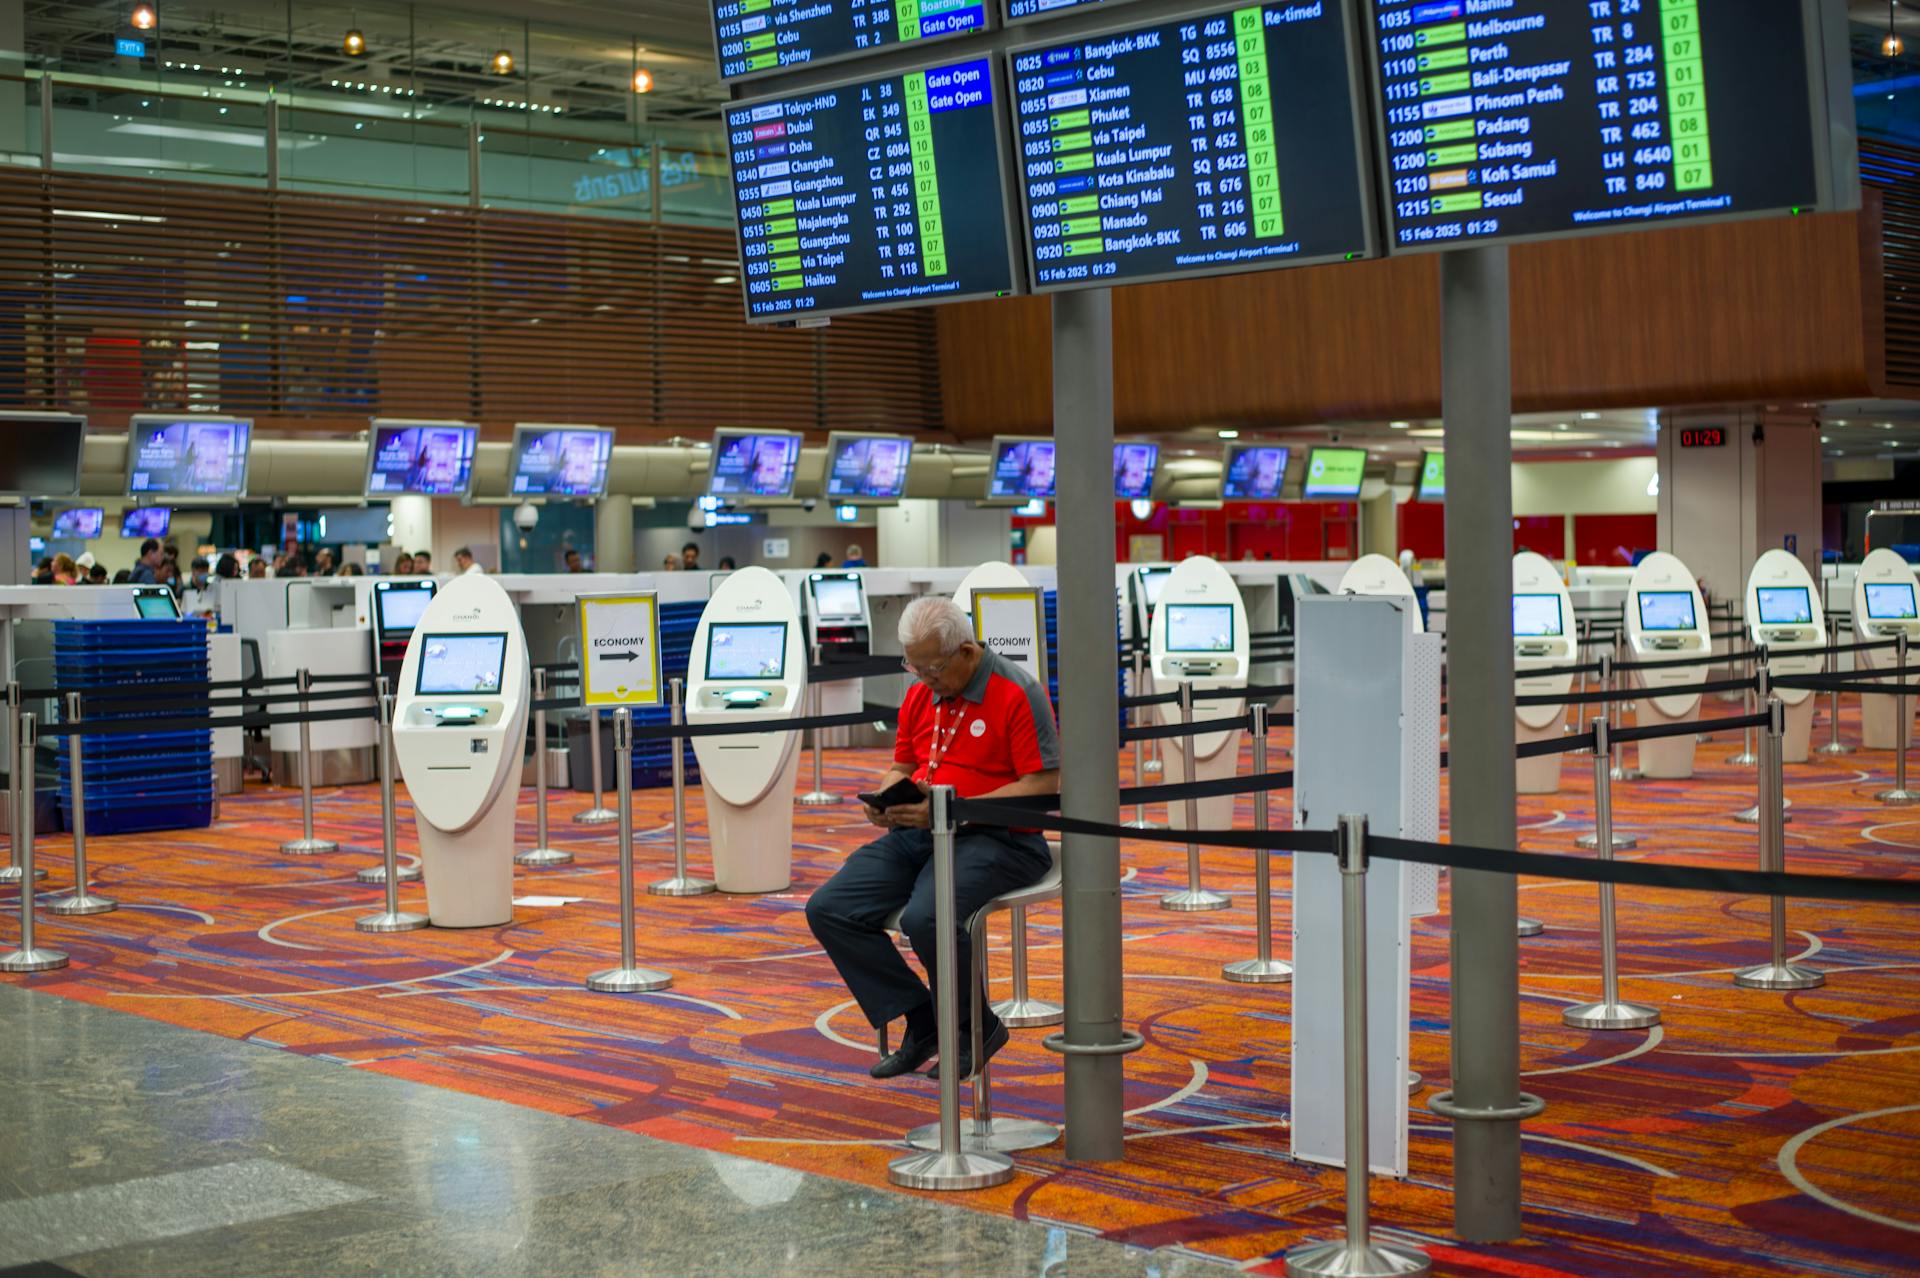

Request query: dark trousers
[{"left": 806, "top": 826, "right": 1051, "bottom": 1035}]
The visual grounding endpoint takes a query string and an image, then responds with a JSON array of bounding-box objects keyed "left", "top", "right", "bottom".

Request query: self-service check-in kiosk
[
  {"left": 803, "top": 570, "right": 869, "bottom": 743},
  {"left": 1746, "top": 549, "right": 1825, "bottom": 763},
  {"left": 1150, "top": 557, "right": 1247, "bottom": 830},
  {"left": 1853, "top": 548, "right": 1920, "bottom": 749},
  {"left": 372, "top": 578, "right": 436, "bottom": 689},
  {"left": 1625, "top": 552, "right": 1712, "bottom": 779},
  {"left": 392, "top": 574, "right": 529, "bottom": 927},
  {"left": 1513, "top": 552, "right": 1576, "bottom": 794},
  {"left": 1337, "top": 556, "right": 1425, "bottom": 636},
  {"left": 689, "top": 567, "right": 806, "bottom": 893}
]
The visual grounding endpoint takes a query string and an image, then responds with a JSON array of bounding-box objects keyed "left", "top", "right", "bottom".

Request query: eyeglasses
[{"left": 901, "top": 653, "right": 956, "bottom": 680}]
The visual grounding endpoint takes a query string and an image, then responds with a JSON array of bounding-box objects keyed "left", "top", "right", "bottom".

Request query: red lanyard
[{"left": 928, "top": 699, "right": 969, "bottom": 777}]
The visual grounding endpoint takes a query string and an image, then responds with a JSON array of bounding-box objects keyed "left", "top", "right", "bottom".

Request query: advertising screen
[
  {"left": 988, "top": 438, "right": 1057, "bottom": 500},
  {"left": 120, "top": 507, "right": 172, "bottom": 538},
  {"left": 1009, "top": 2, "right": 1375, "bottom": 292},
  {"left": 416, "top": 633, "right": 508, "bottom": 695},
  {"left": 51, "top": 507, "right": 104, "bottom": 539},
  {"left": 1303, "top": 447, "right": 1366, "bottom": 499},
  {"left": 374, "top": 582, "right": 435, "bottom": 635},
  {"left": 126, "top": 416, "right": 251, "bottom": 498},
  {"left": 1864, "top": 582, "right": 1919, "bottom": 621},
  {"left": 1221, "top": 444, "right": 1290, "bottom": 500},
  {"left": 1114, "top": 443, "right": 1159, "bottom": 500},
  {"left": 713, "top": 0, "right": 985, "bottom": 83},
  {"left": 810, "top": 575, "right": 865, "bottom": 621},
  {"left": 1165, "top": 603, "right": 1234, "bottom": 652},
  {"left": 706, "top": 622, "right": 789, "bottom": 679},
  {"left": 1512, "top": 593, "right": 1563, "bottom": 638},
  {"left": 708, "top": 431, "right": 804, "bottom": 498},
  {"left": 0, "top": 413, "right": 85, "bottom": 497},
  {"left": 509, "top": 426, "right": 613, "bottom": 499},
  {"left": 365, "top": 422, "right": 478, "bottom": 497},
  {"left": 824, "top": 433, "right": 914, "bottom": 500},
  {"left": 1638, "top": 590, "right": 1697, "bottom": 632},
  {"left": 1417, "top": 450, "right": 1444, "bottom": 501},
  {"left": 1755, "top": 586, "right": 1813, "bottom": 626}
]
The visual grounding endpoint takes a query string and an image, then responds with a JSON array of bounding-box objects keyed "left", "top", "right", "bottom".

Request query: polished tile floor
[{"left": 0, "top": 984, "right": 1225, "bottom": 1277}]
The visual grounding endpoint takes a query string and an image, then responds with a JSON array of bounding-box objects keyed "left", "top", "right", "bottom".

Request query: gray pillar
[
  {"left": 1440, "top": 246, "right": 1523, "bottom": 1240},
  {"left": 1052, "top": 287, "right": 1125, "bottom": 1161},
  {"left": 595, "top": 495, "right": 635, "bottom": 572}
]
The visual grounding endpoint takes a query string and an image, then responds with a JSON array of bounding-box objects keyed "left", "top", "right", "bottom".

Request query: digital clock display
[{"left": 1679, "top": 426, "right": 1726, "bottom": 448}]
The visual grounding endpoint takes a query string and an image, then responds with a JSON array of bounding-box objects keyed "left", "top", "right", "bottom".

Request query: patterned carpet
[{"left": 4, "top": 701, "right": 1919, "bottom": 1276}]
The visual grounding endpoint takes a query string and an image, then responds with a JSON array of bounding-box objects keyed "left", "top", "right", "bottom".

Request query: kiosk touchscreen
[
  {"left": 392, "top": 574, "right": 529, "bottom": 927},
  {"left": 1851, "top": 548, "right": 1920, "bottom": 750},
  {"left": 1149, "top": 556, "right": 1248, "bottom": 835},
  {"left": 131, "top": 585, "right": 182, "bottom": 620},
  {"left": 1512, "top": 553, "right": 1577, "bottom": 795},
  {"left": 372, "top": 578, "right": 436, "bottom": 687},
  {"left": 1624, "top": 553, "right": 1711, "bottom": 779},
  {"left": 688, "top": 567, "right": 806, "bottom": 893},
  {"left": 1746, "top": 549, "right": 1826, "bottom": 763}
]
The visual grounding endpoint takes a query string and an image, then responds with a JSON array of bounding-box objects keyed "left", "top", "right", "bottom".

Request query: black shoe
[
  {"left": 870, "top": 1031, "right": 937, "bottom": 1079},
  {"left": 929, "top": 1020, "right": 1009, "bottom": 1082}
]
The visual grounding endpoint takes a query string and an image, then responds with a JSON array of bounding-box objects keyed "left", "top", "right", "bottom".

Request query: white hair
[{"left": 899, "top": 596, "right": 973, "bottom": 654}]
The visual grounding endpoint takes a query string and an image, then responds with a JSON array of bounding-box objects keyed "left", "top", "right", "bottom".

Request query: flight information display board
[
  {"left": 1010, "top": 2, "right": 1375, "bottom": 291},
  {"left": 1366, "top": 0, "right": 1836, "bottom": 251},
  {"left": 729, "top": 58, "right": 1021, "bottom": 321},
  {"left": 713, "top": 0, "right": 986, "bottom": 84}
]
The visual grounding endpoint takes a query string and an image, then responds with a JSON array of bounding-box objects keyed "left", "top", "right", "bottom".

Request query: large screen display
[
  {"left": 366, "top": 422, "right": 478, "bottom": 497},
  {"left": 1165, "top": 602, "right": 1234, "bottom": 652},
  {"left": 1367, "top": 0, "right": 1835, "bottom": 252},
  {"left": 1010, "top": 3, "right": 1375, "bottom": 291},
  {"left": 729, "top": 58, "right": 1021, "bottom": 321},
  {"left": 0, "top": 413, "right": 85, "bottom": 497},
  {"left": 1303, "top": 447, "right": 1366, "bottom": 498},
  {"left": 1416, "top": 450, "right": 1444, "bottom": 501},
  {"left": 1637, "top": 590, "right": 1697, "bottom": 632},
  {"left": 810, "top": 574, "right": 866, "bottom": 621},
  {"left": 709, "top": 431, "right": 804, "bottom": 498},
  {"left": 1865, "top": 582, "right": 1919, "bottom": 622},
  {"left": 1114, "top": 443, "right": 1159, "bottom": 499},
  {"left": 51, "top": 507, "right": 103, "bottom": 539},
  {"left": 712, "top": 0, "right": 985, "bottom": 84},
  {"left": 988, "top": 437, "right": 1057, "bottom": 499},
  {"left": 374, "top": 582, "right": 435, "bottom": 635},
  {"left": 1221, "top": 444, "right": 1290, "bottom": 500},
  {"left": 1512, "top": 593, "right": 1562, "bottom": 638},
  {"left": 126, "top": 416, "right": 251, "bottom": 498},
  {"left": 509, "top": 425, "right": 613, "bottom": 499},
  {"left": 121, "top": 507, "right": 171, "bottom": 538},
  {"left": 1755, "top": 586, "right": 1813, "bottom": 626},
  {"left": 416, "top": 633, "right": 507, "bottom": 695},
  {"left": 825, "top": 433, "right": 914, "bottom": 500},
  {"left": 706, "top": 622, "right": 789, "bottom": 679}
]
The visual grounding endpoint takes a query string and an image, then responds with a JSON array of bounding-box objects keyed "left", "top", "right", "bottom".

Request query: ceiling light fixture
[
  {"left": 343, "top": 28, "right": 366, "bottom": 56},
  {"left": 632, "top": 67, "right": 655, "bottom": 94},
  {"left": 130, "top": 3, "right": 156, "bottom": 31},
  {"left": 1885, "top": 0, "right": 1906, "bottom": 57},
  {"left": 1217, "top": 429, "right": 1240, "bottom": 439},
  {"left": 490, "top": 48, "right": 515, "bottom": 76}
]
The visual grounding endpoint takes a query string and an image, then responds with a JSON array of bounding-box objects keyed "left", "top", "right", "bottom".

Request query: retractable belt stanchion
[
  {"left": 3, "top": 681, "right": 45, "bottom": 886},
  {"left": 1562, "top": 717, "right": 1658, "bottom": 1030},
  {"left": 1, "top": 714, "right": 67, "bottom": 974},
  {"left": 798, "top": 646, "right": 841, "bottom": 806},
  {"left": 358, "top": 673, "right": 423, "bottom": 885},
  {"left": 1736, "top": 664, "right": 1789, "bottom": 826},
  {"left": 587, "top": 708, "right": 673, "bottom": 993},
  {"left": 47, "top": 691, "right": 114, "bottom": 917},
  {"left": 279, "top": 667, "right": 337, "bottom": 855},
  {"left": 1124, "top": 649, "right": 1163, "bottom": 830},
  {"left": 1283, "top": 815, "right": 1429, "bottom": 1278},
  {"left": 357, "top": 682, "right": 428, "bottom": 934},
  {"left": 1729, "top": 649, "right": 1761, "bottom": 768},
  {"left": 574, "top": 704, "right": 618, "bottom": 826},
  {"left": 888, "top": 784, "right": 1014, "bottom": 1191},
  {"left": 1160, "top": 683, "right": 1230, "bottom": 912},
  {"left": 515, "top": 668, "right": 572, "bottom": 867},
  {"left": 1223, "top": 702, "right": 1291, "bottom": 984},
  {"left": 1574, "top": 655, "right": 1637, "bottom": 860},
  {"left": 1816, "top": 640, "right": 1853, "bottom": 756},
  {"left": 650, "top": 678, "right": 714, "bottom": 896},
  {"left": 1734, "top": 698, "right": 1824, "bottom": 990},
  {"left": 1876, "top": 633, "right": 1917, "bottom": 806},
  {"left": 1608, "top": 634, "right": 1640, "bottom": 782}
]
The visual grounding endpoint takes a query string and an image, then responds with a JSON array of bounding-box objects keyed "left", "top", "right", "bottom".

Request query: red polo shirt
[{"left": 894, "top": 648, "right": 1059, "bottom": 798}]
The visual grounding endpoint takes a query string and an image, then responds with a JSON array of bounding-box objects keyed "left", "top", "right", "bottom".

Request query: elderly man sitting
[{"left": 806, "top": 596, "right": 1060, "bottom": 1081}]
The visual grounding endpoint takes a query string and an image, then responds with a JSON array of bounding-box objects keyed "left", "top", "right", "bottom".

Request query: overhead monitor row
[
  {"left": 44, "top": 507, "right": 173, "bottom": 541},
  {"left": 724, "top": 0, "right": 1850, "bottom": 321}
]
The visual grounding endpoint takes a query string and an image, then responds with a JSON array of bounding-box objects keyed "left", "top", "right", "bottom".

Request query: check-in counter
[{"left": 1151, "top": 556, "right": 1248, "bottom": 831}]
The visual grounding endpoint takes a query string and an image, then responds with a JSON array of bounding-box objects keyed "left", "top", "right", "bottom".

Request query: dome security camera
[{"left": 512, "top": 501, "right": 539, "bottom": 530}]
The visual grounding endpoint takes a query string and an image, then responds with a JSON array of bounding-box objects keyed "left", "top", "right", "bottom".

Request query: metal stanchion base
[
  {"left": 514, "top": 847, "right": 575, "bottom": 867},
  {"left": 1727, "top": 751, "right": 1759, "bottom": 767},
  {"left": 356, "top": 909, "right": 430, "bottom": 933},
  {"left": 1574, "top": 831, "right": 1637, "bottom": 851},
  {"left": 279, "top": 837, "right": 338, "bottom": 855},
  {"left": 906, "top": 1117, "right": 1059, "bottom": 1154},
  {"left": 1222, "top": 957, "right": 1294, "bottom": 984},
  {"left": 1610, "top": 765, "right": 1642, "bottom": 782},
  {"left": 586, "top": 965, "right": 672, "bottom": 993},
  {"left": 886, "top": 1147, "right": 1013, "bottom": 1190},
  {"left": 46, "top": 891, "right": 117, "bottom": 916},
  {"left": 1734, "top": 802, "right": 1793, "bottom": 825},
  {"left": 649, "top": 876, "right": 716, "bottom": 897},
  {"left": 1561, "top": 1000, "right": 1660, "bottom": 1030},
  {"left": 993, "top": 996, "right": 1064, "bottom": 1027},
  {"left": 0, "top": 946, "right": 69, "bottom": 973},
  {"left": 1122, "top": 817, "right": 1167, "bottom": 830},
  {"left": 1815, "top": 741, "right": 1853, "bottom": 756},
  {"left": 1875, "top": 788, "right": 1920, "bottom": 806},
  {"left": 1516, "top": 917, "right": 1545, "bottom": 937},
  {"left": 573, "top": 807, "right": 619, "bottom": 826},
  {"left": 1161, "top": 888, "right": 1231, "bottom": 912},
  {"left": 357, "top": 862, "right": 422, "bottom": 884},
  {"left": 1407, "top": 1071, "right": 1422, "bottom": 1095},
  {"left": 798, "top": 791, "right": 843, "bottom": 806},
  {"left": 0, "top": 866, "right": 48, "bottom": 884},
  {"left": 1284, "top": 1237, "right": 1431, "bottom": 1278},
  {"left": 1733, "top": 962, "right": 1824, "bottom": 991}
]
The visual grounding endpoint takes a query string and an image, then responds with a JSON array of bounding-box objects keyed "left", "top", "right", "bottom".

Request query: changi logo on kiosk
[{"left": 577, "top": 592, "right": 663, "bottom": 707}]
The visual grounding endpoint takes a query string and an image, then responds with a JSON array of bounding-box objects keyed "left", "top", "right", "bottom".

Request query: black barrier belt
[
  {"left": 1122, "top": 713, "right": 1256, "bottom": 744},
  {"left": 624, "top": 703, "right": 901, "bottom": 742},
  {"left": 1243, "top": 682, "right": 1295, "bottom": 699},
  {"left": 807, "top": 655, "right": 908, "bottom": 685},
  {"left": 1611, "top": 710, "right": 1771, "bottom": 747},
  {"left": 1525, "top": 661, "right": 1606, "bottom": 679},
  {"left": 1613, "top": 648, "right": 1761, "bottom": 673},
  {"left": 977, "top": 768, "right": 1296, "bottom": 814},
  {"left": 17, "top": 674, "right": 295, "bottom": 699},
  {"left": 1517, "top": 731, "right": 1594, "bottom": 760},
  {"left": 1774, "top": 677, "right": 1920, "bottom": 698},
  {"left": 1515, "top": 674, "right": 1754, "bottom": 708},
  {"left": 530, "top": 696, "right": 583, "bottom": 714},
  {"left": 1120, "top": 688, "right": 1187, "bottom": 709},
  {"left": 41, "top": 703, "right": 377, "bottom": 739},
  {"left": 1808, "top": 638, "right": 1900, "bottom": 658},
  {"left": 76, "top": 685, "right": 375, "bottom": 713},
  {"left": 1774, "top": 663, "right": 1920, "bottom": 688},
  {"left": 532, "top": 660, "right": 580, "bottom": 673},
  {"left": 952, "top": 797, "right": 1339, "bottom": 853},
  {"left": 306, "top": 672, "right": 379, "bottom": 687}
]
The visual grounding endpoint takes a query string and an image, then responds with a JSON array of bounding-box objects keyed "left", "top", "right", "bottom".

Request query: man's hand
[
  {"left": 883, "top": 799, "right": 931, "bottom": 829},
  {"left": 863, "top": 802, "right": 892, "bottom": 830}
]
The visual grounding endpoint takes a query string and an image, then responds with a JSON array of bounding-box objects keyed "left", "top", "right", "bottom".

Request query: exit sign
[
  {"left": 1678, "top": 426, "right": 1727, "bottom": 449},
  {"left": 115, "top": 36, "right": 146, "bottom": 57}
]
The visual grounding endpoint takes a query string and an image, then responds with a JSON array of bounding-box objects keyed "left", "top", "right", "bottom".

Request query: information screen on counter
[
  {"left": 0, "top": 413, "right": 85, "bottom": 497},
  {"left": 127, "top": 416, "right": 251, "bottom": 498},
  {"left": 1416, "top": 449, "right": 1444, "bottom": 501},
  {"left": 51, "top": 508, "right": 103, "bottom": 539},
  {"left": 366, "top": 422, "right": 478, "bottom": 498},
  {"left": 1010, "top": 3, "right": 1374, "bottom": 292},
  {"left": 133, "top": 586, "right": 181, "bottom": 620},
  {"left": 988, "top": 437, "right": 1057, "bottom": 499},
  {"left": 729, "top": 58, "right": 1021, "bottom": 321},
  {"left": 1165, "top": 602, "right": 1234, "bottom": 652},
  {"left": 1222, "top": 444, "right": 1290, "bottom": 500},
  {"left": 1638, "top": 590, "right": 1696, "bottom": 632},
  {"left": 1865, "top": 582, "right": 1918, "bottom": 622},
  {"left": 825, "top": 432, "right": 914, "bottom": 500},
  {"left": 810, "top": 574, "right": 867, "bottom": 622},
  {"left": 509, "top": 425, "right": 613, "bottom": 499},
  {"left": 1137, "top": 565, "right": 1172, "bottom": 608},
  {"left": 1755, "top": 586, "right": 1813, "bottom": 626},
  {"left": 1367, "top": 0, "right": 1836, "bottom": 252},
  {"left": 417, "top": 633, "right": 508, "bottom": 696},
  {"left": 1114, "top": 442, "right": 1158, "bottom": 499},
  {"left": 374, "top": 581, "right": 435, "bottom": 636},
  {"left": 1512, "top": 593, "right": 1562, "bottom": 638},
  {"left": 713, "top": 0, "right": 985, "bottom": 84},
  {"left": 707, "top": 622, "right": 790, "bottom": 679},
  {"left": 1303, "top": 446, "right": 1366, "bottom": 498}
]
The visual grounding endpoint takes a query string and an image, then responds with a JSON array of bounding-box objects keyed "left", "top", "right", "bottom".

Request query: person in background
[
  {"left": 51, "top": 553, "right": 78, "bottom": 584},
  {"left": 681, "top": 542, "right": 702, "bottom": 571},
  {"left": 246, "top": 556, "right": 267, "bottom": 580},
  {"left": 454, "top": 547, "right": 482, "bottom": 576},
  {"left": 188, "top": 556, "right": 211, "bottom": 592},
  {"left": 76, "top": 551, "right": 96, "bottom": 578},
  {"left": 337, "top": 561, "right": 363, "bottom": 577},
  {"left": 662, "top": 554, "right": 681, "bottom": 572},
  {"left": 563, "top": 548, "right": 585, "bottom": 573},
  {"left": 391, "top": 552, "right": 415, "bottom": 576},
  {"left": 111, "top": 568, "right": 132, "bottom": 585},
  {"left": 30, "top": 557, "right": 53, "bottom": 585},
  {"left": 86, "top": 564, "right": 107, "bottom": 585},
  {"left": 129, "top": 538, "right": 163, "bottom": 585},
  {"left": 155, "top": 558, "right": 181, "bottom": 595},
  {"left": 215, "top": 553, "right": 241, "bottom": 581},
  {"left": 717, "top": 555, "right": 737, "bottom": 571},
  {"left": 314, "top": 548, "right": 336, "bottom": 577},
  {"left": 280, "top": 553, "right": 307, "bottom": 578},
  {"left": 842, "top": 543, "right": 868, "bottom": 568},
  {"left": 413, "top": 550, "right": 433, "bottom": 575},
  {"left": 815, "top": 552, "right": 834, "bottom": 569}
]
